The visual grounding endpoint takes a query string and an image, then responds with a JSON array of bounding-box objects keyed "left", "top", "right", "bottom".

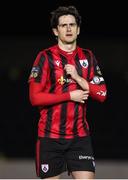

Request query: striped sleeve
[
  {"left": 88, "top": 50, "right": 107, "bottom": 102},
  {"left": 28, "top": 51, "right": 48, "bottom": 85},
  {"left": 29, "top": 82, "right": 70, "bottom": 106},
  {"left": 28, "top": 51, "right": 70, "bottom": 106}
]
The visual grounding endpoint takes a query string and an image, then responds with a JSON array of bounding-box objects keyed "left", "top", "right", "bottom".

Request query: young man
[{"left": 28, "top": 6, "right": 107, "bottom": 179}]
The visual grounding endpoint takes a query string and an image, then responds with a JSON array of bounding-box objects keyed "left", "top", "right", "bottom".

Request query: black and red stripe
[{"left": 29, "top": 45, "right": 107, "bottom": 139}]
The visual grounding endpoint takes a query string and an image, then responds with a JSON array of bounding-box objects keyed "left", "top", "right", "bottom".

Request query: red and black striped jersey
[{"left": 28, "top": 45, "right": 107, "bottom": 139}]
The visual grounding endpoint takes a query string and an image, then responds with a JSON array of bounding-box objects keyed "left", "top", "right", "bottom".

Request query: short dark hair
[{"left": 50, "top": 6, "right": 81, "bottom": 28}]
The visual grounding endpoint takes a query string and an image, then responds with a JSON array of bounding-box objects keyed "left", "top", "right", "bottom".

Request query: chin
[{"left": 65, "top": 40, "right": 75, "bottom": 44}]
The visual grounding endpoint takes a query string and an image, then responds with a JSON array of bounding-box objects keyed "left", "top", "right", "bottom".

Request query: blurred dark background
[{"left": 0, "top": 0, "right": 128, "bottom": 160}]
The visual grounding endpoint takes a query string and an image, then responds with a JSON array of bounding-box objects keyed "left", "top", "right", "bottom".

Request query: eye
[
  {"left": 58, "top": 23, "right": 77, "bottom": 28},
  {"left": 70, "top": 23, "right": 77, "bottom": 27},
  {"left": 62, "top": 24, "right": 67, "bottom": 28},
  {"left": 58, "top": 24, "right": 67, "bottom": 28}
]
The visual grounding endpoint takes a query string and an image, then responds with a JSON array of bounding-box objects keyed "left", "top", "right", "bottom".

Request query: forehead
[{"left": 58, "top": 15, "right": 76, "bottom": 24}]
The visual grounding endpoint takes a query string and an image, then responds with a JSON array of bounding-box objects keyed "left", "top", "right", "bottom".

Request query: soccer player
[{"left": 28, "top": 5, "right": 107, "bottom": 179}]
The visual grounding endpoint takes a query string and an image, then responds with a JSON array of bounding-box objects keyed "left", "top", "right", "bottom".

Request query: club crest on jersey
[
  {"left": 41, "top": 164, "right": 49, "bottom": 173},
  {"left": 30, "top": 66, "right": 40, "bottom": 78},
  {"left": 79, "top": 59, "right": 88, "bottom": 68}
]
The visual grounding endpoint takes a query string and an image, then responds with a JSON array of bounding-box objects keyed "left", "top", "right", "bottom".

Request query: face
[{"left": 53, "top": 15, "right": 80, "bottom": 44}]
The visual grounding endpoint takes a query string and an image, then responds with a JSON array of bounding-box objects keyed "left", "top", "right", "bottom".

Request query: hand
[
  {"left": 70, "top": 89, "right": 89, "bottom": 103},
  {"left": 64, "top": 64, "right": 79, "bottom": 80},
  {"left": 65, "top": 64, "right": 89, "bottom": 92}
]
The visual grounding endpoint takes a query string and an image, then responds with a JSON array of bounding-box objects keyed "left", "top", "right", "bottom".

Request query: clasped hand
[
  {"left": 64, "top": 64, "right": 89, "bottom": 103},
  {"left": 64, "top": 64, "right": 78, "bottom": 80}
]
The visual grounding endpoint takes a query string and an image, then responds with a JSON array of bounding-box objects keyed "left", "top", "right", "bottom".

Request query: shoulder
[
  {"left": 38, "top": 45, "right": 58, "bottom": 55},
  {"left": 33, "top": 49, "right": 48, "bottom": 65},
  {"left": 77, "top": 47, "right": 94, "bottom": 60},
  {"left": 77, "top": 46, "right": 93, "bottom": 54},
  {"left": 81, "top": 48, "right": 93, "bottom": 56}
]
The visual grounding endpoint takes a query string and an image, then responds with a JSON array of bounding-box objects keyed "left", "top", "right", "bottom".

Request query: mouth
[{"left": 66, "top": 34, "right": 73, "bottom": 37}]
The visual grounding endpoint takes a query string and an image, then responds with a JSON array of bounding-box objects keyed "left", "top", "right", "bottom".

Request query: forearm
[
  {"left": 30, "top": 91, "right": 70, "bottom": 106},
  {"left": 75, "top": 75, "right": 89, "bottom": 91},
  {"left": 75, "top": 75, "right": 107, "bottom": 102},
  {"left": 88, "top": 83, "right": 107, "bottom": 102},
  {"left": 29, "top": 82, "right": 70, "bottom": 106}
]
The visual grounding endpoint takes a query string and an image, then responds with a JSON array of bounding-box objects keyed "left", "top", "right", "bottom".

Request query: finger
[
  {"left": 66, "top": 64, "right": 72, "bottom": 67},
  {"left": 67, "top": 68, "right": 71, "bottom": 72},
  {"left": 83, "top": 94, "right": 89, "bottom": 97},
  {"left": 81, "top": 100, "right": 85, "bottom": 103},
  {"left": 65, "top": 67, "right": 71, "bottom": 72},
  {"left": 66, "top": 64, "right": 73, "bottom": 69},
  {"left": 64, "top": 64, "right": 68, "bottom": 69},
  {"left": 66, "top": 70, "right": 71, "bottom": 74},
  {"left": 83, "top": 97, "right": 88, "bottom": 100},
  {"left": 83, "top": 91, "right": 89, "bottom": 95}
]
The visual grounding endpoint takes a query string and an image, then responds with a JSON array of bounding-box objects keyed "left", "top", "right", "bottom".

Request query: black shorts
[{"left": 35, "top": 136, "right": 95, "bottom": 179}]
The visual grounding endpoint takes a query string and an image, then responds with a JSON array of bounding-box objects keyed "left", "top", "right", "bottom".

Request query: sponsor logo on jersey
[
  {"left": 58, "top": 76, "right": 66, "bottom": 85},
  {"left": 58, "top": 76, "right": 73, "bottom": 85}
]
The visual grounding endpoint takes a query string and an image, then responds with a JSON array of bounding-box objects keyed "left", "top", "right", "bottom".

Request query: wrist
[
  {"left": 76, "top": 76, "right": 90, "bottom": 91},
  {"left": 76, "top": 75, "right": 82, "bottom": 83}
]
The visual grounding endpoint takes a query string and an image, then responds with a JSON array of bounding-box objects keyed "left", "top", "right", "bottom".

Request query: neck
[{"left": 58, "top": 40, "right": 77, "bottom": 53}]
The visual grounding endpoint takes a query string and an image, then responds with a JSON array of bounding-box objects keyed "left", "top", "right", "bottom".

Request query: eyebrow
[{"left": 58, "top": 23, "right": 77, "bottom": 27}]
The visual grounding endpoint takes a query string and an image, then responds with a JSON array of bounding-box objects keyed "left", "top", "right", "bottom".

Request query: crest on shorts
[
  {"left": 41, "top": 164, "right": 49, "bottom": 173},
  {"left": 79, "top": 59, "right": 88, "bottom": 68}
]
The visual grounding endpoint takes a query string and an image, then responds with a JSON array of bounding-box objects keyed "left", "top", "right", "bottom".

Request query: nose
[{"left": 67, "top": 25, "right": 71, "bottom": 31}]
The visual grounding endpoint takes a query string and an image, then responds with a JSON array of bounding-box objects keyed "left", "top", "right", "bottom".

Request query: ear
[
  {"left": 77, "top": 27, "right": 80, "bottom": 35},
  {"left": 52, "top": 28, "right": 58, "bottom": 36}
]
